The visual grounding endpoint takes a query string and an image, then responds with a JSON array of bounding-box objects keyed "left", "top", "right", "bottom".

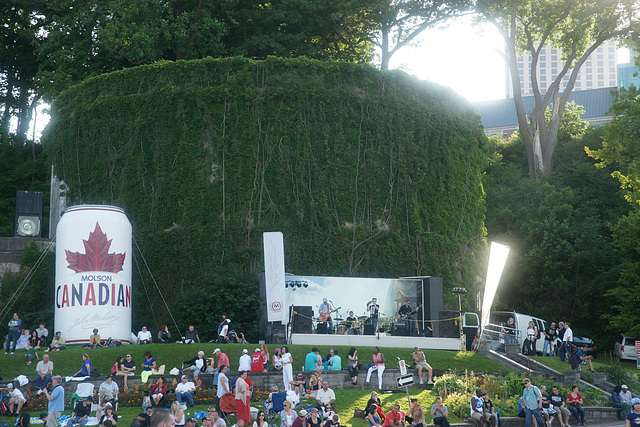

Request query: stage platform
[{"left": 289, "top": 332, "right": 463, "bottom": 350}]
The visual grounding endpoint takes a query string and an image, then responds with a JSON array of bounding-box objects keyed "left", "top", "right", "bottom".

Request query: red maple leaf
[{"left": 65, "top": 222, "right": 126, "bottom": 273}]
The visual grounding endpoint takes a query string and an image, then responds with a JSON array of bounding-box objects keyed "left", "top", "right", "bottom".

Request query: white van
[
  {"left": 485, "top": 311, "right": 548, "bottom": 354},
  {"left": 614, "top": 334, "right": 640, "bottom": 361}
]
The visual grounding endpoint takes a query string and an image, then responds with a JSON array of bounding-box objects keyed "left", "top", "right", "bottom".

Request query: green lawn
[
  {"left": 0, "top": 343, "right": 508, "bottom": 379},
  {"left": 0, "top": 343, "right": 508, "bottom": 426}
]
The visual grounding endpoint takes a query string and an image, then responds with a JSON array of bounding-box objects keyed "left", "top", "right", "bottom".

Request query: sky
[{"left": 390, "top": 16, "right": 507, "bottom": 103}]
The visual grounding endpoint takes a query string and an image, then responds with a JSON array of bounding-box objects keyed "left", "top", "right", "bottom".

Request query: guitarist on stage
[
  {"left": 398, "top": 300, "right": 416, "bottom": 336},
  {"left": 318, "top": 297, "right": 334, "bottom": 334}
]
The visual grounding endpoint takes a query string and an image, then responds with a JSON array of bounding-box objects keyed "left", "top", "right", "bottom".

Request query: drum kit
[{"left": 323, "top": 315, "right": 368, "bottom": 335}]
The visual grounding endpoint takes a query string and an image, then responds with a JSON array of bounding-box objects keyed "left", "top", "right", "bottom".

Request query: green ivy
[{"left": 43, "top": 57, "right": 488, "bottom": 335}]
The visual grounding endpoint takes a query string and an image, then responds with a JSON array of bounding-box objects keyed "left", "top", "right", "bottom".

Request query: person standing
[
  {"left": 235, "top": 371, "right": 250, "bottom": 426},
  {"left": 367, "top": 299, "right": 380, "bottom": 333},
  {"left": 44, "top": 376, "right": 64, "bottom": 427},
  {"left": 522, "top": 378, "right": 544, "bottom": 427},
  {"left": 502, "top": 317, "right": 516, "bottom": 345},
  {"left": 398, "top": 300, "right": 415, "bottom": 336},
  {"left": 542, "top": 322, "right": 557, "bottom": 357},
  {"left": 5, "top": 312, "right": 21, "bottom": 354},
  {"left": 561, "top": 322, "right": 573, "bottom": 362},
  {"left": 318, "top": 298, "right": 334, "bottom": 334},
  {"left": 281, "top": 346, "right": 293, "bottom": 391}
]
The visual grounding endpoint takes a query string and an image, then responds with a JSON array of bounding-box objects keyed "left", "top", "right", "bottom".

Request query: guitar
[
  {"left": 399, "top": 303, "right": 423, "bottom": 319},
  {"left": 319, "top": 306, "right": 341, "bottom": 322}
]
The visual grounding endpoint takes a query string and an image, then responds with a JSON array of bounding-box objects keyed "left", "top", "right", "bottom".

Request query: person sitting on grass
[
  {"left": 66, "top": 396, "right": 93, "bottom": 427},
  {"left": 88, "top": 328, "right": 102, "bottom": 349},
  {"left": 74, "top": 353, "right": 92, "bottom": 377},
  {"left": 48, "top": 331, "right": 66, "bottom": 351},
  {"left": 26, "top": 329, "right": 40, "bottom": 365},
  {"left": 575, "top": 345, "right": 595, "bottom": 372},
  {"left": 382, "top": 403, "right": 405, "bottom": 427}
]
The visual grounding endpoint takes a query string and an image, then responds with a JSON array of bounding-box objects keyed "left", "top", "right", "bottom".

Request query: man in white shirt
[
  {"left": 238, "top": 349, "right": 252, "bottom": 371},
  {"left": 176, "top": 375, "right": 196, "bottom": 407},
  {"left": 316, "top": 381, "right": 336, "bottom": 408},
  {"left": 35, "top": 353, "right": 54, "bottom": 390},
  {"left": 561, "top": 322, "right": 573, "bottom": 362},
  {"left": 4, "top": 383, "right": 26, "bottom": 415},
  {"left": 217, "top": 319, "right": 230, "bottom": 343},
  {"left": 99, "top": 375, "right": 120, "bottom": 406},
  {"left": 620, "top": 385, "right": 633, "bottom": 404},
  {"left": 137, "top": 326, "right": 153, "bottom": 344}
]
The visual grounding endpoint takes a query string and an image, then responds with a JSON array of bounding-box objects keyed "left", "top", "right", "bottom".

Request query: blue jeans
[
  {"left": 542, "top": 340, "right": 553, "bottom": 357},
  {"left": 525, "top": 407, "right": 544, "bottom": 427},
  {"left": 569, "top": 405, "right": 585, "bottom": 424},
  {"left": 35, "top": 374, "right": 52, "bottom": 389},
  {"left": 505, "top": 334, "right": 516, "bottom": 345},
  {"left": 66, "top": 416, "right": 88, "bottom": 426},
  {"left": 176, "top": 391, "right": 194, "bottom": 406},
  {"left": 5, "top": 330, "right": 19, "bottom": 353}
]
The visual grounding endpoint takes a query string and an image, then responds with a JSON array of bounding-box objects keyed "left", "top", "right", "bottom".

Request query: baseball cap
[
  {"left": 7, "top": 383, "right": 13, "bottom": 389},
  {"left": 186, "top": 418, "right": 196, "bottom": 423},
  {"left": 299, "top": 410, "right": 308, "bottom": 417},
  {"left": 214, "top": 348, "right": 221, "bottom": 354},
  {"left": 623, "top": 384, "right": 629, "bottom": 389},
  {"left": 413, "top": 347, "right": 419, "bottom": 350},
  {"left": 255, "top": 348, "right": 261, "bottom": 353},
  {"left": 632, "top": 397, "right": 640, "bottom": 406},
  {"left": 182, "top": 375, "right": 188, "bottom": 380},
  {"left": 242, "top": 349, "right": 248, "bottom": 354}
]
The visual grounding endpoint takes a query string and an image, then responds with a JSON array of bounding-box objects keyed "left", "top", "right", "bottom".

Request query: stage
[{"left": 289, "top": 332, "right": 464, "bottom": 350}]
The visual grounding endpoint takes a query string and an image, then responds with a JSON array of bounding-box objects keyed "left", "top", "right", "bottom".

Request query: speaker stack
[
  {"left": 290, "top": 306, "right": 313, "bottom": 334},
  {"left": 15, "top": 190, "right": 43, "bottom": 237}
]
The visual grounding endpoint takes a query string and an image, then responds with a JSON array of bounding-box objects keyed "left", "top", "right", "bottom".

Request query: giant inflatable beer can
[{"left": 55, "top": 205, "right": 132, "bottom": 344}]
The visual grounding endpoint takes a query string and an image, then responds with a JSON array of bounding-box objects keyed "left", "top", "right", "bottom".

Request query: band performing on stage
[{"left": 311, "top": 297, "right": 426, "bottom": 336}]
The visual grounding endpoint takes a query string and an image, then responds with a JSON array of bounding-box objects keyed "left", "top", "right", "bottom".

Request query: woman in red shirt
[{"left": 566, "top": 384, "right": 586, "bottom": 426}]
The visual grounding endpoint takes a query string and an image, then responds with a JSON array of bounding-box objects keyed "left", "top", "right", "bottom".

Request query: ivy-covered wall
[{"left": 43, "top": 57, "right": 487, "bottom": 334}]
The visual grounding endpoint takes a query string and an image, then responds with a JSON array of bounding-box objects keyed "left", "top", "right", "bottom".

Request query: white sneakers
[{"left": 427, "top": 378, "right": 434, "bottom": 384}]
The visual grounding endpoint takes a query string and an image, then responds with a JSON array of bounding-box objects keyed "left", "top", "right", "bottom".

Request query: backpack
[
  {"left": 570, "top": 353, "right": 580, "bottom": 370},
  {"left": 17, "top": 412, "right": 30, "bottom": 426},
  {"left": 0, "top": 402, "right": 9, "bottom": 416},
  {"left": 90, "top": 368, "right": 101, "bottom": 377}
]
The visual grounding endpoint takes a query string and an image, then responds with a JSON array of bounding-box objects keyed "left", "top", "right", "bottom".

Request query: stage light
[
  {"left": 16, "top": 216, "right": 41, "bottom": 237},
  {"left": 481, "top": 241, "right": 510, "bottom": 330}
]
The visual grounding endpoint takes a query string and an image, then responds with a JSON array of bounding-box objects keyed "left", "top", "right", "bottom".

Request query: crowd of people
[{"left": 4, "top": 312, "right": 637, "bottom": 427}]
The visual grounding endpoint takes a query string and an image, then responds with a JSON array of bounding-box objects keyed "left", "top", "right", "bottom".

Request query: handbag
[{"left": 353, "top": 408, "right": 366, "bottom": 419}]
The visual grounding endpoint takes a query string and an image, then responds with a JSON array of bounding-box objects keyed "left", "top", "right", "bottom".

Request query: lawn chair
[
  {"left": 70, "top": 383, "right": 95, "bottom": 409},
  {"left": 265, "top": 392, "right": 287, "bottom": 418}
]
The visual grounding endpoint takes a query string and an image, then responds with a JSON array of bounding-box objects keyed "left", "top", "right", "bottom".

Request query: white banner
[{"left": 263, "top": 232, "right": 286, "bottom": 322}]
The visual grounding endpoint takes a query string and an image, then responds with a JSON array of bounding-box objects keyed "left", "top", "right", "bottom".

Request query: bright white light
[
  {"left": 389, "top": 16, "right": 507, "bottom": 103},
  {"left": 481, "top": 241, "right": 510, "bottom": 329}
]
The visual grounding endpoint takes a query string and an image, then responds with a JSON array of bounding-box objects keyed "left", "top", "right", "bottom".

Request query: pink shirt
[
  {"left": 373, "top": 353, "right": 384, "bottom": 366},
  {"left": 218, "top": 352, "right": 230, "bottom": 369}
]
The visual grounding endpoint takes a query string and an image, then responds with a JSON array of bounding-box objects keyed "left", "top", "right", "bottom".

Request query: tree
[
  {"left": 0, "top": 0, "right": 46, "bottom": 142},
  {"left": 220, "top": 0, "right": 375, "bottom": 63},
  {"left": 369, "top": 0, "right": 472, "bottom": 70},
  {"left": 587, "top": 85, "right": 640, "bottom": 335},
  {"left": 477, "top": 0, "right": 640, "bottom": 179},
  {"left": 36, "top": 0, "right": 227, "bottom": 99}
]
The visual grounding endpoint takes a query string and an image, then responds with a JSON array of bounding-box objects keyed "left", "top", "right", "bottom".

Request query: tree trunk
[{"left": 380, "top": 28, "right": 390, "bottom": 70}]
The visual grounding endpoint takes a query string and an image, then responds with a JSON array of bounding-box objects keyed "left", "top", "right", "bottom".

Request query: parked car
[
  {"left": 614, "top": 334, "right": 640, "bottom": 361},
  {"left": 571, "top": 335, "right": 597, "bottom": 358}
]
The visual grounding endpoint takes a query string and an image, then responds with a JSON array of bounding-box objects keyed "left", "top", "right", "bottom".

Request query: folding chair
[
  {"left": 70, "top": 383, "right": 95, "bottom": 409},
  {"left": 219, "top": 392, "right": 237, "bottom": 422}
]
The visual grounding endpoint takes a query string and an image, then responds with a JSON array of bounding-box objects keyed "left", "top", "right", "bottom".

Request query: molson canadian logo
[{"left": 56, "top": 222, "right": 131, "bottom": 308}]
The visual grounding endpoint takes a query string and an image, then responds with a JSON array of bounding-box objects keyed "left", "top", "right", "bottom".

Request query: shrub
[
  {"left": 433, "top": 372, "right": 469, "bottom": 395},
  {"left": 444, "top": 392, "right": 472, "bottom": 419}
]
